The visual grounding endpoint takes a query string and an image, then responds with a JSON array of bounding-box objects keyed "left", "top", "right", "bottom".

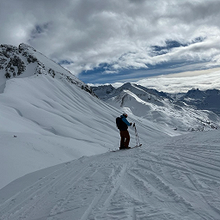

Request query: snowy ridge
[{"left": 0, "top": 43, "right": 94, "bottom": 95}]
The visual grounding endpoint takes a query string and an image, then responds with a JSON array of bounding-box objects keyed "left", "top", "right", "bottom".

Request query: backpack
[{"left": 116, "top": 117, "right": 123, "bottom": 130}]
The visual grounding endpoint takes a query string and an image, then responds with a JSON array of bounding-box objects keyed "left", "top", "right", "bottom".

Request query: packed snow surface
[{"left": 1, "top": 131, "right": 220, "bottom": 220}]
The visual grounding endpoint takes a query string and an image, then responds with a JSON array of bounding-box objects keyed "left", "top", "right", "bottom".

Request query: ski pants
[{"left": 120, "top": 130, "right": 130, "bottom": 148}]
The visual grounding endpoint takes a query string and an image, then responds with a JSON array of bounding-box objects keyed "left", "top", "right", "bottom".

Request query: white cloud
[
  {"left": 136, "top": 68, "right": 220, "bottom": 93},
  {"left": 1, "top": 0, "right": 220, "bottom": 81}
]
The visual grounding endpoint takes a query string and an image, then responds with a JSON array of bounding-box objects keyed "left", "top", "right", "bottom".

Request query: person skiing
[{"left": 116, "top": 113, "right": 133, "bottom": 150}]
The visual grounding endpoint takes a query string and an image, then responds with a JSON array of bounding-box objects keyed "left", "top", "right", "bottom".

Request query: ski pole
[{"left": 133, "top": 123, "right": 141, "bottom": 147}]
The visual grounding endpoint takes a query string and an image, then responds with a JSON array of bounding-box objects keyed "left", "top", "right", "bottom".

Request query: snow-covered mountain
[
  {"left": 178, "top": 88, "right": 220, "bottom": 115},
  {"left": 0, "top": 44, "right": 169, "bottom": 189},
  {"left": 0, "top": 44, "right": 93, "bottom": 95},
  {"left": 1, "top": 44, "right": 220, "bottom": 220},
  {"left": 92, "top": 83, "right": 220, "bottom": 132}
]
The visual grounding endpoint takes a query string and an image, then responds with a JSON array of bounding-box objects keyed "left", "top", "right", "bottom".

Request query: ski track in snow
[{"left": 1, "top": 137, "right": 220, "bottom": 220}]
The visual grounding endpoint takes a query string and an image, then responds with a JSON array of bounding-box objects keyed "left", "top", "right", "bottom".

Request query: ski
[
  {"left": 110, "top": 144, "right": 142, "bottom": 152},
  {"left": 133, "top": 144, "right": 142, "bottom": 148},
  {"left": 129, "top": 144, "right": 142, "bottom": 149}
]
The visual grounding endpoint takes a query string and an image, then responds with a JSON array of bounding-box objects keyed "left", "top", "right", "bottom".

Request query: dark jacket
[{"left": 119, "top": 115, "right": 131, "bottom": 131}]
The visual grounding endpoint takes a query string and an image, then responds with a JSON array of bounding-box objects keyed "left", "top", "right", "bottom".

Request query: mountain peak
[
  {"left": 18, "top": 43, "right": 36, "bottom": 52},
  {"left": 0, "top": 43, "right": 94, "bottom": 95}
]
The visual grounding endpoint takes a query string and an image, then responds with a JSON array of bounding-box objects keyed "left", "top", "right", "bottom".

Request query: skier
[{"left": 116, "top": 113, "right": 134, "bottom": 150}]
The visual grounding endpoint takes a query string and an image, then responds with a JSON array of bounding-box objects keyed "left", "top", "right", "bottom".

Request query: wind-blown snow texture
[{"left": 0, "top": 44, "right": 220, "bottom": 219}]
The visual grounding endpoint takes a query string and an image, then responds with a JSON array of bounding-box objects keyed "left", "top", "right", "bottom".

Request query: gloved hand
[
  {"left": 133, "top": 123, "right": 135, "bottom": 127},
  {"left": 130, "top": 123, "right": 132, "bottom": 126}
]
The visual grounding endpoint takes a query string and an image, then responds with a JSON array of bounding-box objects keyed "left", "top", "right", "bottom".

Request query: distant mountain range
[
  {"left": 92, "top": 83, "right": 220, "bottom": 132},
  {"left": 178, "top": 88, "right": 220, "bottom": 115}
]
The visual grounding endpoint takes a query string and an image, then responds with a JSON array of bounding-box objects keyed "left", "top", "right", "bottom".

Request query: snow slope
[
  {"left": 0, "top": 74, "right": 116, "bottom": 188},
  {"left": 0, "top": 130, "right": 220, "bottom": 220}
]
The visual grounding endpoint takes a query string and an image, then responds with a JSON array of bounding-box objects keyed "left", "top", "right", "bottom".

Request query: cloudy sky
[{"left": 1, "top": 0, "right": 220, "bottom": 91}]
